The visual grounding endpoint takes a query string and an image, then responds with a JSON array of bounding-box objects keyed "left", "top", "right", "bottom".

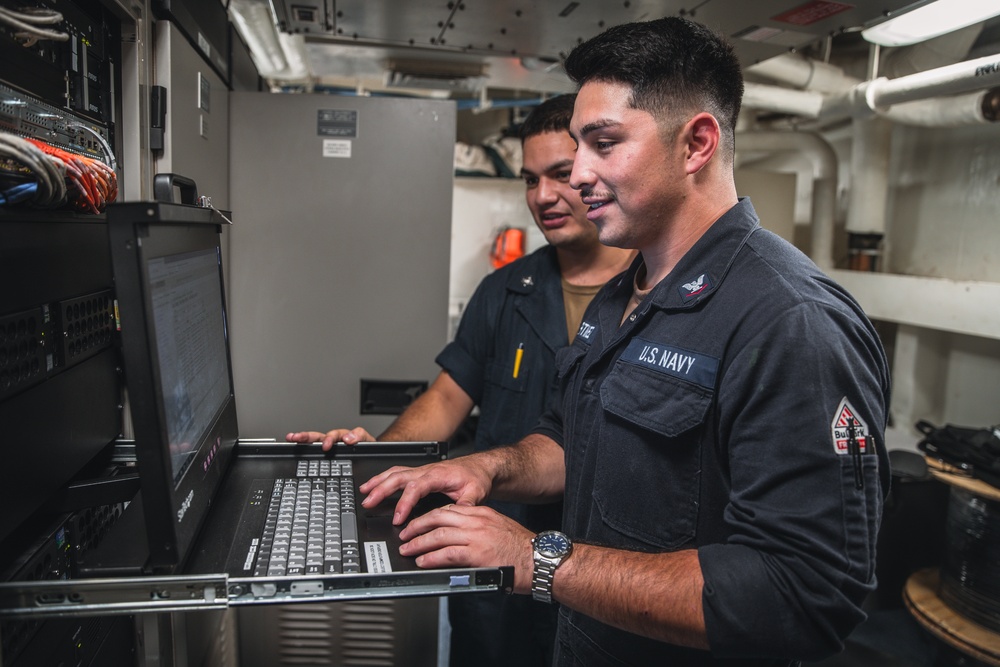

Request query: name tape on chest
[
  {"left": 831, "top": 397, "right": 870, "bottom": 455},
  {"left": 576, "top": 320, "right": 597, "bottom": 342},
  {"left": 620, "top": 338, "right": 719, "bottom": 389}
]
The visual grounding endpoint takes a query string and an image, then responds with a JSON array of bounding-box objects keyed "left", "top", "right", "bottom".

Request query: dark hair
[
  {"left": 519, "top": 94, "right": 577, "bottom": 143},
  {"left": 563, "top": 17, "right": 743, "bottom": 159}
]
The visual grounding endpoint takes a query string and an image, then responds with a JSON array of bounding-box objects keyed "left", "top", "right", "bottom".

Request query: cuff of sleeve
[
  {"left": 700, "top": 543, "right": 861, "bottom": 661},
  {"left": 435, "top": 342, "right": 485, "bottom": 405},
  {"left": 529, "top": 424, "right": 564, "bottom": 448},
  {"left": 700, "top": 543, "right": 794, "bottom": 658}
]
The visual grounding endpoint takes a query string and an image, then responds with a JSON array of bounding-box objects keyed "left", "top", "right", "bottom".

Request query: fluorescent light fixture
[{"left": 862, "top": 0, "right": 1000, "bottom": 47}]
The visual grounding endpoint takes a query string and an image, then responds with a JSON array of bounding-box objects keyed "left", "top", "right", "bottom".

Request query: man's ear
[{"left": 683, "top": 113, "right": 721, "bottom": 176}]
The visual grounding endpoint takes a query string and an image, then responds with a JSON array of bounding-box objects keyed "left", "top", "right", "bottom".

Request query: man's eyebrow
[
  {"left": 521, "top": 157, "right": 574, "bottom": 178},
  {"left": 571, "top": 119, "right": 622, "bottom": 141},
  {"left": 544, "top": 158, "right": 575, "bottom": 172}
]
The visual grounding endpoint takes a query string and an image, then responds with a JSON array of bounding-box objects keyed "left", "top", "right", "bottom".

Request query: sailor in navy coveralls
[{"left": 359, "top": 17, "right": 890, "bottom": 667}]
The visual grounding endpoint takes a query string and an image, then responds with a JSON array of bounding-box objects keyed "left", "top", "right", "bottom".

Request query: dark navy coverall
[
  {"left": 534, "top": 199, "right": 892, "bottom": 667},
  {"left": 437, "top": 244, "right": 570, "bottom": 667}
]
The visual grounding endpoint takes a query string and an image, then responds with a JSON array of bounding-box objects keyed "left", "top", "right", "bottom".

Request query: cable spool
[
  {"left": 942, "top": 487, "right": 1000, "bottom": 634},
  {"left": 903, "top": 461, "right": 1000, "bottom": 665}
]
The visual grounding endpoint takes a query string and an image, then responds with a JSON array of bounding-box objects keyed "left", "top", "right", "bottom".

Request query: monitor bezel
[{"left": 109, "top": 203, "right": 238, "bottom": 572}]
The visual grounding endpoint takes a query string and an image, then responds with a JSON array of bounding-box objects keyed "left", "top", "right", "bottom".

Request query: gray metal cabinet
[{"left": 227, "top": 92, "right": 455, "bottom": 438}]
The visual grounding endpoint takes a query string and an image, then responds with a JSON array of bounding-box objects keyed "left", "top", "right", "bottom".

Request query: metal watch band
[{"left": 531, "top": 555, "right": 559, "bottom": 603}]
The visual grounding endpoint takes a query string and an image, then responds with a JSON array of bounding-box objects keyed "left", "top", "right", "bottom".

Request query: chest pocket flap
[{"left": 601, "top": 361, "right": 713, "bottom": 437}]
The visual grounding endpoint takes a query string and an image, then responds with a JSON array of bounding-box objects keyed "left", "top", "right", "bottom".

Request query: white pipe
[
  {"left": 748, "top": 37, "right": 1000, "bottom": 127},
  {"left": 865, "top": 51, "right": 1000, "bottom": 109},
  {"left": 819, "top": 54, "right": 1000, "bottom": 123},
  {"left": 820, "top": 85, "right": 998, "bottom": 125},
  {"left": 746, "top": 53, "right": 859, "bottom": 93},
  {"left": 738, "top": 38, "right": 999, "bottom": 276},
  {"left": 736, "top": 131, "right": 836, "bottom": 179},
  {"left": 810, "top": 175, "right": 838, "bottom": 273},
  {"left": 735, "top": 131, "right": 838, "bottom": 271},
  {"left": 749, "top": 28, "right": 982, "bottom": 93},
  {"left": 879, "top": 89, "right": 997, "bottom": 126},
  {"left": 846, "top": 118, "right": 892, "bottom": 236},
  {"left": 742, "top": 82, "right": 824, "bottom": 118},
  {"left": 746, "top": 77, "right": 996, "bottom": 127}
]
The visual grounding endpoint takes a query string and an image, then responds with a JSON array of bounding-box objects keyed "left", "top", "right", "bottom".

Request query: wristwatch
[{"left": 531, "top": 530, "right": 573, "bottom": 603}]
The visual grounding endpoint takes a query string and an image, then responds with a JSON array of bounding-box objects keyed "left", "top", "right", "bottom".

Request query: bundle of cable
[
  {"left": 0, "top": 134, "right": 118, "bottom": 213},
  {"left": 0, "top": 5, "right": 69, "bottom": 46}
]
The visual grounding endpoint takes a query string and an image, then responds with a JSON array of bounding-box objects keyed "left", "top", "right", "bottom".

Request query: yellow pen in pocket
[{"left": 513, "top": 343, "right": 524, "bottom": 379}]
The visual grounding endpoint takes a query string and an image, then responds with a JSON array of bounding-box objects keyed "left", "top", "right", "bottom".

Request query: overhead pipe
[
  {"left": 741, "top": 79, "right": 999, "bottom": 126},
  {"left": 742, "top": 82, "right": 824, "bottom": 118},
  {"left": 765, "top": 58, "right": 1000, "bottom": 126},
  {"left": 746, "top": 53, "right": 859, "bottom": 93},
  {"left": 824, "top": 51, "right": 1000, "bottom": 119},
  {"left": 738, "top": 35, "right": 998, "bottom": 278},
  {"left": 868, "top": 51, "right": 1000, "bottom": 107},
  {"left": 845, "top": 118, "right": 892, "bottom": 271},
  {"left": 878, "top": 88, "right": 1000, "bottom": 126},
  {"left": 737, "top": 90, "right": 998, "bottom": 277},
  {"left": 746, "top": 31, "right": 1000, "bottom": 127},
  {"left": 735, "top": 131, "right": 838, "bottom": 272},
  {"left": 744, "top": 65, "right": 999, "bottom": 127},
  {"left": 749, "top": 27, "right": 984, "bottom": 95}
]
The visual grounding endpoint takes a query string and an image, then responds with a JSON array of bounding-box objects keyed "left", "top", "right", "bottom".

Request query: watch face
[{"left": 535, "top": 531, "right": 571, "bottom": 558}]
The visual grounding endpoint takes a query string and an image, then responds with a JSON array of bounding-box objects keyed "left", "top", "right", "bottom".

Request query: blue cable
[{"left": 0, "top": 182, "right": 38, "bottom": 205}]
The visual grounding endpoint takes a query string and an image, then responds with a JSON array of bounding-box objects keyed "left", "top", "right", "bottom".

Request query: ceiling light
[
  {"left": 383, "top": 59, "right": 488, "bottom": 92},
  {"left": 862, "top": 0, "right": 1000, "bottom": 47}
]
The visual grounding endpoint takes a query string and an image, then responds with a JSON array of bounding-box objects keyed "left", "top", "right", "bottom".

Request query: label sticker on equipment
[
  {"left": 772, "top": 1, "right": 853, "bottom": 26},
  {"left": 365, "top": 541, "right": 392, "bottom": 573},
  {"left": 323, "top": 139, "right": 352, "bottom": 158},
  {"left": 317, "top": 109, "right": 358, "bottom": 137}
]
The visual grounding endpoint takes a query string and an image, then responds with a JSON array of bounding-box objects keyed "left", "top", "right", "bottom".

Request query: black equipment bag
[{"left": 916, "top": 420, "right": 1000, "bottom": 489}]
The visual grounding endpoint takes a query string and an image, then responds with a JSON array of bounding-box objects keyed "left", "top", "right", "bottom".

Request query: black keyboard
[{"left": 252, "top": 460, "right": 360, "bottom": 576}]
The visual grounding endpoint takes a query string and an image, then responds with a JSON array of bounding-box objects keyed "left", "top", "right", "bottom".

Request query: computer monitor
[{"left": 109, "top": 203, "right": 237, "bottom": 570}]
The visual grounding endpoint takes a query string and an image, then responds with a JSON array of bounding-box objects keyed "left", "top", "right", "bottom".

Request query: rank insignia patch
[{"left": 678, "top": 273, "right": 712, "bottom": 301}]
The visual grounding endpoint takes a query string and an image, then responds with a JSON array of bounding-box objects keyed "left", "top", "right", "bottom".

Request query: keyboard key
[{"left": 252, "top": 470, "right": 360, "bottom": 579}]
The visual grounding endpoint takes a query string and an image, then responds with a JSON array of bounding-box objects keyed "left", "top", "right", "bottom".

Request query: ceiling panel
[
  {"left": 260, "top": 0, "right": 923, "bottom": 91},
  {"left": 277, "top": 0, "right": 918, "bottom": 63}
]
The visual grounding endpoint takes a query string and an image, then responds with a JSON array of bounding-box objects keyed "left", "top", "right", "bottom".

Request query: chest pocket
[
  {"left": 594, "top": 361, "right": 713, "bottom": 549},
  {"left": 479, "top": 355, "right": 531, "bottom": 448}
]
